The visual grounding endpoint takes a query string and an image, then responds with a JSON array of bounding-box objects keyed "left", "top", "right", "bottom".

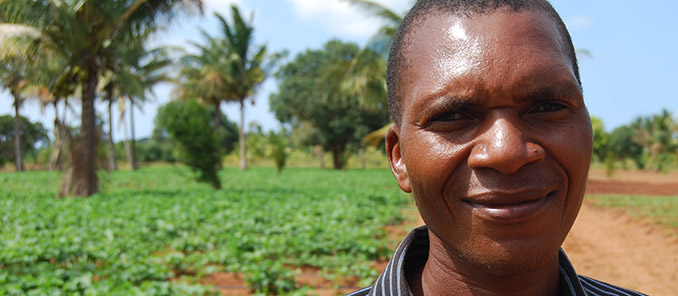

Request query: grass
[
  {"left": 586, "top": 195, "right": 678, "bottom": 229},
  {"left": 0, "top": 167, "right": 409, "bottom": 295}
]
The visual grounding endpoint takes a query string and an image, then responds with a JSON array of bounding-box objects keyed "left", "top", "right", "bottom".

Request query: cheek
[
  {"left": 547, "top": 121, "right": 593, "bottom": 175},
  {"left": 402, "top": 131, "right": 470, "bottom": 196}
]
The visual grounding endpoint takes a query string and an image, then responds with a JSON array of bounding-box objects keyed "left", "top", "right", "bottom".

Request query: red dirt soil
[{"left": 204, "top": 169, "right": 678, "bottom": 295}]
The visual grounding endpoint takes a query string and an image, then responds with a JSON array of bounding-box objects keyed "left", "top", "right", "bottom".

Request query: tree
[
  {"left": 0, "top": 114, "right": 48, "bottom": 168},
  {"left": 118, "top": 45, "right": 175, "bottom": 170},
  {"left": 0, "top": 37, "right": 36, "bottom": 171},
  {"left": 156, "top": 99, "right": 221, "bottom": 188},
  {"left": 590, "top": 116, "right": 609, "bottom": 162},
  {"left": 177, "top": 6, "right": 280, "bottom": 171},
  {"left": 340, "top": 0, "right": 406, "bottom": 144},
  {"left": 0, "top": 0, "right": 203, "bottom": 196},
  {"left": 270, "top": 40, "right": 390, "bottom": 169},
  {"left": 608, "top": 125, "right": 644, "bottom": 170},
  {"left": 268, "top": 129, "right": 289, "bottom": 173},
  {"left": 631, "top": 109, "right": 678, "bottom": 171}
]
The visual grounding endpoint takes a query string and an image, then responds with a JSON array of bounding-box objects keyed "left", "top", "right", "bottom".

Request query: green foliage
[
  {"left": 591, "top": 116, "right": 609, "bottom": 162},
  {"left": 0, "top": 114, "right": 49, "bottom": 167},
  {"left": 608, "top": 125, "right": 644, "bottom": 169},
  {"left": 270, "top": 40, "right": 390, "bottom": 169},
  {"left": 588, "top": 194, "right": 678, "bottom": 229},
  {"left": 631, "top": 109, "right": 678, "bottom": 171},
  {"left": 155, "top": 100, "right": 221, "bottom": 188},
  {"left": 135, "top": 137, "right": 178, "bottom": 163},
  {"left": 0, "top": 167, "right": 408, "bottom": 295},
  {"left": 268, "top": 129, "right": 290, "bottom": 173}
]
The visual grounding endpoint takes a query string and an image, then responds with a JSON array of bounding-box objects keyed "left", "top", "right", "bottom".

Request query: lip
[{"left": 463, "top": 190, "right": 555, "bottom": 223}]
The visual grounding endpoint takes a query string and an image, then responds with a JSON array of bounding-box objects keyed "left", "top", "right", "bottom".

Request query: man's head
[
  {"left": 387, "top": 0, "right": 580, "bottom": 127},
  {"left": 385, "top": 0, "right": 593, "bottom": 275}
]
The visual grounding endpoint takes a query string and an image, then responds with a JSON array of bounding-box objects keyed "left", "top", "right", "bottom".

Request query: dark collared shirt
[{"left": 347, "top": 226, "right": 646, "bottom": 296}]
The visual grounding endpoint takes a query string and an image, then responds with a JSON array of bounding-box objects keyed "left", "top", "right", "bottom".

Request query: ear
[{"left": 386, "top": 124, "right": 411, "bottom": 193}]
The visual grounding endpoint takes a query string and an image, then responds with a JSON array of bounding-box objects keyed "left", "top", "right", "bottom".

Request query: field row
[{"left": 0, "top": 167, "right": 409, "bottom": 295}]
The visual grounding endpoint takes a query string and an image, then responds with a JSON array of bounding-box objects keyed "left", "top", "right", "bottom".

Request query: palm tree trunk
[
  {"left": 11, "top": 91, "right": 24, "bottom": 172},
  {"left": 121, "top": 110, "right": 132, "bottom": 168},
  {"left": 129, "top": 97, "right": 138, "bottom": 170},
  {"left": 212, "top": 102, "right": 223, "bottom": 170},
  {"left": 62, "top": 62, "right": 99, "bottom": 197},
  {"left": 212, "top": 101, "right": 222, "bottom": 129},
  {"left": 106, "top": 93, "right": 117, "bottom": 171},
  {"left": 50, "top": 100, "right": 64, "bottom": 171},
  {"left": 318, "top": 145, "right": 325, "bottom": 169},
  {"left": 239, "top": 99, "right": 247, "bottom": 170}
]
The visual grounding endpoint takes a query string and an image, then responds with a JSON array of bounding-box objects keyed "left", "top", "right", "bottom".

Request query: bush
[
  {"left": 155, "top": 100, "right": 221, "bottom": 188},
  {"left": 268, "top": 130, "right": 289, "bottom": 173}
]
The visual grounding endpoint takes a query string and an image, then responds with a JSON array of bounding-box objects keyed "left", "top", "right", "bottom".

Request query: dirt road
[
  {"left": 563, "top": 202, "right": 678, "bottom": 295},
  {"left": 563, "top": 171, "right": 678, "bottom": 296}
]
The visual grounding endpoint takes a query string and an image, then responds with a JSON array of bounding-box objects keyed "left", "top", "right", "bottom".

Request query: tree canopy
[{"left": 270, "top": 40, "right": 390, "bottom": 169}]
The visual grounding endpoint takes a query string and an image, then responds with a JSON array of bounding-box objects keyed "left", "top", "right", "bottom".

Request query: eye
[
  {"left": 533, "top": 102, "right": 568, "bottom": 113},
  {"left": 431, "top": 111, "right": 471, "bottom": 122}
]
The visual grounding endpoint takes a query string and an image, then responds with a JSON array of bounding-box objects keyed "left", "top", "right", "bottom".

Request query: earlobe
[{"left": 385, "top": 124, "right": 411, "bottom": 193}]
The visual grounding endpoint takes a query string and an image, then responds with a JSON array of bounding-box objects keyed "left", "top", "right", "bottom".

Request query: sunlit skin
[{"left": 386, "top": 9, "right": 593, "bottom": 296}]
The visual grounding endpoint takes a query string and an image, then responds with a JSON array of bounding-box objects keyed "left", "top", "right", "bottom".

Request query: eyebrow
[
  {"left": 519, "top": 85, "right": 580, "bottom": 105},
  {"left": 412, "top": 94, "right": 480, "bottom": 123}
]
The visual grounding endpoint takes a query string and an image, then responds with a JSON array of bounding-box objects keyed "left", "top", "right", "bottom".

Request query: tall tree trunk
[
  {"left": 121, "top": 110, "right": 132, "bottom": 168},
  {"left": 212, "top": 102, "right": 223, "bottom": 170},
  {"left": 129, "top": 97, "right": 138, "bottom": 170},
  {"left": 318, "top": 145, "right": 325, "bottom": 169},
  {"left": 11, "top": 91, "right": 24, "bottom": 172},
  {"left": 62, "top": 63, "right": 98, "bottom": 197},
  {"left": 106, "top": 90, "right": 117, "bottom": 171},
  {"left": 239, "top": 99, "right": 247, "bottom": 170},
  {"left": 212, "top": 101, "right": 222, "bottom": 129},
  {"left": 50, "top": 99, "right": 64, "bottom": 171},
  {"left": 331, "top": 144, "right": 346, "bottom": 170}
]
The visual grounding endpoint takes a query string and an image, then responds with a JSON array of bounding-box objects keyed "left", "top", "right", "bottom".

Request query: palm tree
[
  {"left": 0, "top": 0, "right": 202, "bottom": 196},
  {"left": 632, "top": 109, "right": 678, "bottom": 171},
  {"left": 177, "top": 35, "right": 233, "bottom": 130},
  {"left": 178, "top": 5, "right": 279, "bottom": 170},
  {"left": 0, "top": 52, "right": 30, "bottom": 171},
  {"left": 341, "top": 0, "right": 406, "bottom": 146},
  {"left": 119, "top": 46, "right": 174, "bottom": 170}
]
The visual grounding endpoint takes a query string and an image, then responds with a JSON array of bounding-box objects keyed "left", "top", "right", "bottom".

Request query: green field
[
  {"left": 0, "top": 167, "right": 409, "bottom": 295},
  {"left": 587, "top": 195, "right": 678, "bottom": 229}
]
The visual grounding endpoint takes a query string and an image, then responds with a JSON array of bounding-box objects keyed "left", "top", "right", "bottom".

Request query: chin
[{"left": 457, "top": 234, "right": 563, "bottom": 277}]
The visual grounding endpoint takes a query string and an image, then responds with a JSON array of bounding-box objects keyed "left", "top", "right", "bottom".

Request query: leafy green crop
[{"left": 0, "top": 167, "right": 408, "bottom": 295}]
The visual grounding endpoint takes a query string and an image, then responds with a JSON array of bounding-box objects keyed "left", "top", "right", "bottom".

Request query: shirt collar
[{"left": 367, "top": 225, "right": 588, "bottom": 296}]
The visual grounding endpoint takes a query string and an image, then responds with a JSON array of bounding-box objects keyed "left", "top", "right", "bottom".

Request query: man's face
[{"left": 386, "top": 10, "right": 593, "bottom": 274}]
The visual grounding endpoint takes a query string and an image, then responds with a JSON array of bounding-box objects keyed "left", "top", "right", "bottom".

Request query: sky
[{"left": 1, "top": 0, "right": 677, "bottom": 141}]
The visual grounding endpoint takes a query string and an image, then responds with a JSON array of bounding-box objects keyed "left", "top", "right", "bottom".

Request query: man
[{"left": 349, "top": 1, "right": 645, "bottom": 295}]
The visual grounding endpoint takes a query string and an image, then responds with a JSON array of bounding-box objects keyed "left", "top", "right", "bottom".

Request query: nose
[{"left": 467, "top": 116, "right": 545, "bottom": 175}]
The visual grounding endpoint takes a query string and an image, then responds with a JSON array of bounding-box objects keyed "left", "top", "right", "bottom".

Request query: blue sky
[{"left": 1, "top": 0, "right": 676, "bottom": 141}]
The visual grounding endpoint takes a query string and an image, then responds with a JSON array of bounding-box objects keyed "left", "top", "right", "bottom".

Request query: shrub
[{"left": 155, "top": 100, "right": 221, "bottom": 188}]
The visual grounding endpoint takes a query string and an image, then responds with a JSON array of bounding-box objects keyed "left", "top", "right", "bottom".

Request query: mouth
[{"left": 463, "top": 191, "right": 556, "bottom": 223}]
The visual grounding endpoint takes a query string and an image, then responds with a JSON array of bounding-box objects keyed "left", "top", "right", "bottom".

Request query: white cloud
[
  {"left": 565, "top": 16, "right": 594, "bottom": 30},
  {"left": 286, "top": 0, "right": 412, "bottom": 39}
]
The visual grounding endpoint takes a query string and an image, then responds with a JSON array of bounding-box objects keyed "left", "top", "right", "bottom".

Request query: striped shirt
[{"left": 347, "top": 226, "right": 646, "bottom": 296}]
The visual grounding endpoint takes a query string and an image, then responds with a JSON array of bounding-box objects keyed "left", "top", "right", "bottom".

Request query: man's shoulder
[{"left": 577, "top": 275, "right": 647, "bottom": 296}]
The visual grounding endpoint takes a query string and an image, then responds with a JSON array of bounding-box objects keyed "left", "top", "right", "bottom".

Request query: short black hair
[{"left": 387, "top": 0, "right": 580, "bottom": 126}]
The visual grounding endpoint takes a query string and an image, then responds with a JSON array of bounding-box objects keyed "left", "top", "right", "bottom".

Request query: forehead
[{"left": 400, "top": 9, "right": 576, "bottom": 106}]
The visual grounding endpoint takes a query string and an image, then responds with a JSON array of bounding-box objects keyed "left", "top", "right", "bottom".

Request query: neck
[{"left": 408, "top": 231, "right": 561, "bottom": 296}]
